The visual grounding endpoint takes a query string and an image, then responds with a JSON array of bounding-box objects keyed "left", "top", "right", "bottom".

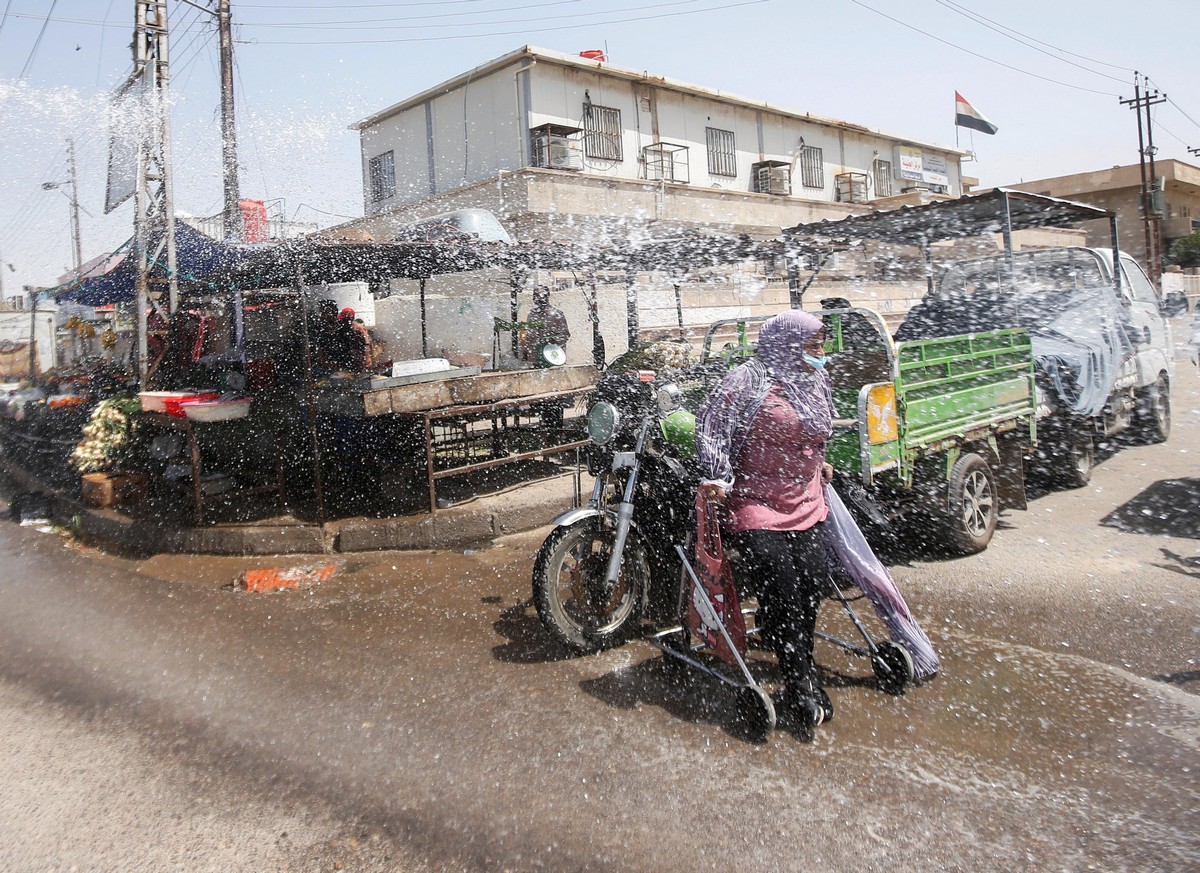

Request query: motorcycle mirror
[{"left": 656, "top": 383, "right": 683, "bottom": 414}]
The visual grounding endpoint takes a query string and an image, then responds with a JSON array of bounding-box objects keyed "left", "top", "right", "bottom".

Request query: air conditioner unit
[
  {"left": 755, "top": 164, "right": 791, "bottom": 196},
  {"left": 533, "top": 132, "right": 583, "bottom": 171},
  {"left": 547, "top": 138, "right": 583, "bottom": 171}
]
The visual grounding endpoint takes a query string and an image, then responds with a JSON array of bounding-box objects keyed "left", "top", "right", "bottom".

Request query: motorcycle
[{"left": 532, "top": 366, "right": 706, "bottom": 654}]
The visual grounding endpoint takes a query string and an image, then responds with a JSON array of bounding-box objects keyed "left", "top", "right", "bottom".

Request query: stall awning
[
  {"left": 52, "top": 223, "right": 257, "bottom": 306},
  {"left": 782, "top": 188, "right": 1113, "bottom": 247}
]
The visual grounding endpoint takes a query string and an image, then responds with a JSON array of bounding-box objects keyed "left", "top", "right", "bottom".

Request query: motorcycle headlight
[
  {"left": 656, "top": 383, "right": 683, "bottom": 414},
  {"left": 587, "top": 401, "right": 621, "bottom": 445}
]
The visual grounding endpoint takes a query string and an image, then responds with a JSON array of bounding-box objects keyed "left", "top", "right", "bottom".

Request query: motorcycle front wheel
[{"left": 533, "top": 517, "right": 648, "bottom": 654}]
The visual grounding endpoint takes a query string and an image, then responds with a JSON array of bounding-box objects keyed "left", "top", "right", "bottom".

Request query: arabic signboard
[{"left": 893, "top": 146, "right": 950, "bottom": 187}]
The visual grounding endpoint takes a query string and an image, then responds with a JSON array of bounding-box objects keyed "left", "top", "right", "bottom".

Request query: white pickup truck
[{"left": 896, "top": 246, "right": 1175, "bottom": 487}]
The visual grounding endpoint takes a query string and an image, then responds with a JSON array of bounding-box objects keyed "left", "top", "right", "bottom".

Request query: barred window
[
  {"left": 799, "top": 145, "right": 823, "bottom": 189},
  {"left": 705, "top": 127, "right": 736, "bottom": 177},
  {"left": 873, "top": 159, "right": 893, "bottom": 198},
  {"left": 368, "top": 151, "right": 395, "bottom": 202},
  {"left": 583, "top": 104, "right": 622, "bottom": 161}
]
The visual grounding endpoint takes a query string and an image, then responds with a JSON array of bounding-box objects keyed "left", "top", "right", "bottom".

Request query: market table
[
  {"left": 313, "top": 365, "right": 598, "bottom": 512},
  {"left": 138, "top": 411, "right": 287, "bottom": 524}
]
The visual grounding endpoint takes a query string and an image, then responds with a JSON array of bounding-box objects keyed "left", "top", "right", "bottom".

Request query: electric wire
[
  {"left": 238, "top": 0, "right": 694, "bottom": 28},
  {"left": 0, "top": 0, "right": 14, "bottom": 38},
  {"left": 94, "top": 0, "right": 118, "bottom": 86},
  {"left": 846, "top": 0, "right": 1119, "bottom": 98},
  {"left": 1145, "top": 76, "right": 1200, "bottom": 138},
  {"left": 238, "top": 0, "right": 592, "bottom": 27},
  {"left": 239, "top": 0, "right": 559, "bottom": 8},
  {"left": 233, "top": 51, "right": 274, "bottom": 203},
  {"left": 932, "top": 0, "right": 1128, "bottom": 85},
  {"left": 17, "top": 0, "right": 60, "bottom": 79},
  {"left": 935, "top": 0, "right": 1135, "bottom": 73},
  {"left": 239, "top": 0, "right": 769, "bottom": 44}
]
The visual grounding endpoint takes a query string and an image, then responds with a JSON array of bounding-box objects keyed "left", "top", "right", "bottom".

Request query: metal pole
[
  {"left": 296, "top": 263, "right": 326, "bottom": 527},
  {"left": 67, "top": 137, "right": 83, "bottom": 272},
  {"left": 28, "top": 290, "right": 37, "bottom": 378},
  {"left": 419, "top": 277, "right": 428, "bottom": 357},
  {"left": 1121, "top": 76, "right": 1153, "bottom": 274},
  {"left": 624, "top": 272, "right": 639, "bottom": 349},
  {"left": 1144, "top": 88, "right": 1165, "bottom": 288},
  {"left": 217, "top": 0, "right": 242, "bottom": 241}
]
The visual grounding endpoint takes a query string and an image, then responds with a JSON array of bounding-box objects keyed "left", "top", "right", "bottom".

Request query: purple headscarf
[
  {"left": 756, "top": 309, "right": 833, "bottom": 436},
  {"left": 696, "top": 309, "right": 834, "bottom": 486}
]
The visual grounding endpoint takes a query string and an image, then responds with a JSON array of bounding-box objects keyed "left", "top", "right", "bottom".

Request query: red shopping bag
[{"left": 686, "top": 492, "right": 747, "bottom": 665}]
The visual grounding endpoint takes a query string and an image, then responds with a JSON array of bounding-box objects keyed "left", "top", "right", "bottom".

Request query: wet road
[{"left": 2, "top": 366, "right": 1199, "bottom": 870}]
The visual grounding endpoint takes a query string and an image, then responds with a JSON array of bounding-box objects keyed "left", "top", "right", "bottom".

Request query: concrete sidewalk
[{"left": 2, "top": 459, "right": 581, "bottom": 556}]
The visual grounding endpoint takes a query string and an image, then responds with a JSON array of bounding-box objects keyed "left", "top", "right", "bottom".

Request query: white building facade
[
  {"left": 343, "top": 47, "right": 970, "bottom": 367},
  {"left": 353, "top": 45, "right": 966, "bottom": 238}
]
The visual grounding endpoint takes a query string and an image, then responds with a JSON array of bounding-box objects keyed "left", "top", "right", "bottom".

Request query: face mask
[{"left": 802, "top": 352, "right": 828, "bottom": 370}]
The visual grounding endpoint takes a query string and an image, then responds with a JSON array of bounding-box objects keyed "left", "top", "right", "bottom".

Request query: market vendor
[
  {"left": 521, "top": 285, "right": 570, "bottom": 365},
  {"left": 338, "top": 307, "right": 374, "bottom": 372}
]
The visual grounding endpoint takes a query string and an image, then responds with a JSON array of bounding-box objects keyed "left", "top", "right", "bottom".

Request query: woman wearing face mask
[{"left": 696, "top": 309, "right": 835, "bottom": 738}]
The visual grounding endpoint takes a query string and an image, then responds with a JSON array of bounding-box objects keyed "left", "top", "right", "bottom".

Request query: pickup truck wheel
[
  {"left": 945, "top": 453, "right": 998, "bottom": 555},
  {"left": 1133, "top": 375, "right": 1171, "bottom": 444}
]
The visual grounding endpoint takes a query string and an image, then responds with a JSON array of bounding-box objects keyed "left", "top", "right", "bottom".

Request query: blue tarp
[{"left": 52, "top": 223, "right": 252, "bottom": 306}]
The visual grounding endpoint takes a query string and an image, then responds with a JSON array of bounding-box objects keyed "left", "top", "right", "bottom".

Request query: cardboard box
[{"left": 81, "top": 472, "right": 149, "bottom": 508}]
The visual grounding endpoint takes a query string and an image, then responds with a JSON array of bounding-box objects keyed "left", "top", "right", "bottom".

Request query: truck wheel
[
  {"left": 944, "top": 453, "right": 998, "bottom": 555},
  {"left": 1056, "top": 432, "right": 1094, "bottom": 489},
  {"left": 1133, "top": 375, "right": 1171, "bottom": 444}
]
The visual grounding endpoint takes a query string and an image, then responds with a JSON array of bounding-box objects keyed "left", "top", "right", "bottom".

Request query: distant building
[
  {"left": 1008, "top": 159, "right": 1200, "bottom": 276},
  {"left": 348, "top": 45, "right": 969, "bottom": 243}
]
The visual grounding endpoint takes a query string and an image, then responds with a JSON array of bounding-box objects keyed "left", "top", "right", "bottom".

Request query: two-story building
[
  {"left": 336, "top": 46, "right": 971, "bottom": 365},
  {"left": 351, "top": 45, "right": 968, "bottom": 240}
]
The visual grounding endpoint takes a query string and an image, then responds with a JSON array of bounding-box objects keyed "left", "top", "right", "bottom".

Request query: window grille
[
  {"left": 799, "top": 145, "right": 824, "bottom": 189},
  {"left": 368, "top": 151, "right": 395, "bottom": 202},
  {"left": 583, "top": 104, "right": 622, "bottom": 161},
  {"left": 873, "top": 159, "right": 893, "bottom": 198},
  {"left": 643, "top": 143, "right": 690, "bottom": 183},
  {"left": 705, "top": 127, "right": 736, "bottom": 177}
]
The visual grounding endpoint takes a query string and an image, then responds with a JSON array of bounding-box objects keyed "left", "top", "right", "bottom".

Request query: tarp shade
[{"left": 782, "top": 188, "right": 1113, "bottom": 247}]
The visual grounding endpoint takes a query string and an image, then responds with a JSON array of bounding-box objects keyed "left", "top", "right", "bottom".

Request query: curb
[{"left": 2, "top": 458, "right": 575, "bottom": 556}]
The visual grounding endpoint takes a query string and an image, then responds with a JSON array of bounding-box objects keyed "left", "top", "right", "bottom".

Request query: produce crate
[{"left": 81, "top": 471, "right": 149, "bottom": 508}]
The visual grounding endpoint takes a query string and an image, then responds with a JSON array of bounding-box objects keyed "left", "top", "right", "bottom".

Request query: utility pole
[
  {"left": 217, "top": 0, "right": 242, "bottom": 240},
  {"left": 131, "top": 0, "right": 179, "bottom": 384},
  {"left": 177, "top": 0, "right": 241, "bottom": 239},
  {"left": 1120, "top": 74, "right": 1167, "bottom": 287},
  {"left": 66, "top": 137, "right": 83, "bottom": 272}
]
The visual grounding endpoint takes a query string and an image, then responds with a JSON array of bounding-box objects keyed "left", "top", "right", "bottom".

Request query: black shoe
[
  {"left": 814, "top": 686, "right": 834, "bottom": 724},
  {"left": 778, "top": 688, "right": 825, "bottom": 740}
]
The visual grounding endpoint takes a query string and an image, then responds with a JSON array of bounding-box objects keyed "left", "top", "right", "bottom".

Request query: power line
[
  {"left": 239, "top": 0, "right": 769, "bottom": 44},
  {"left": 935, "top": 0, "right": 1135, "bottom": 73},
  {"left": 242, "top": 0, "right": 705, "bottom": 31},
  {"left": 233, "top": 51, "right": 273, "bottom": 201},
  {"left": 932, "top": 0, "right": 1128, "bottom": 84},
  {"left": 238, "top": 0, "right": 634, "bottom": 28},
  {"left": 239, "top": 0, "right": 530, "bottom": 7},
  {"left": 18, "top": 0, "right": 60, "bottom": 79},
  {"left": 0, "top": 0, "right": 14, "bottom": 37},
  {"left": 846, "top": 0, "right": 1119, "bottom": 98}
]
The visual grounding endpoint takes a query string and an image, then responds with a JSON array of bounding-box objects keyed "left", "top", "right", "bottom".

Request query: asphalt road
[{"left": 2, "top": 357, "right": 1198, "bottom": 871}]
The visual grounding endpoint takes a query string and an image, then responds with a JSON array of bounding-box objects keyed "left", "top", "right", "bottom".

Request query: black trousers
[{"left": 730, "top": 526, "right": 826, "bottom": 695}]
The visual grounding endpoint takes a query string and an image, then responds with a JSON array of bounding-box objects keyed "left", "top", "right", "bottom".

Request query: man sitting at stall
[
  {"left": 338, "top": 307, "right": 374, "bottom": 372},
  {"left": 521, "top": 285, "right": 570, "bottom": 366}
]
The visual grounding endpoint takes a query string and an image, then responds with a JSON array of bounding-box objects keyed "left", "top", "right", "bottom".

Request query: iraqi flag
[{"left": 955, "top": 91, "right": 998, "bottom": 135}]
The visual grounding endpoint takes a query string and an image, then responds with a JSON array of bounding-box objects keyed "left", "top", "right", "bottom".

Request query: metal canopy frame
[{"left": 781, "top": 187, "right": 1121, "bottom": 300}]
